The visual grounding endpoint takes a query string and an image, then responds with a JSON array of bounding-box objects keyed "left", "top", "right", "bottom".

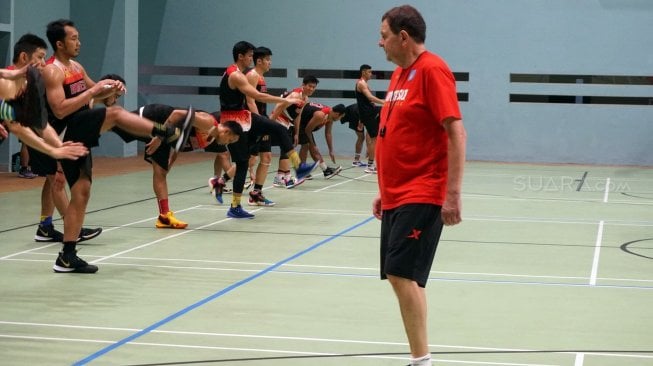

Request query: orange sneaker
[{"left": 155, "top": 211, "right": 188, "bottom": 229}]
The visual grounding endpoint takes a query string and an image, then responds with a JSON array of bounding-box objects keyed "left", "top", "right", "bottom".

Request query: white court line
[
  {"left": 603, "top": 177, "right": 610, "bottom": 203},
  {"left": 575, "top": 353, "right": 584, "bottom": 366},
  {"left": 0, "top": 334, "right": 561, "bottom": 366},
  {"left": 590, "top": 221, "right": 605, "bottom": 286},
  {"left": 313, "top": 173, "right": 367, "bottom": 192},
  {"left": 2, "top": 322, "right": 652, "bottom": 362},
  {"left": 0, "top": 243, "right": 57, "bottom": 260},
  {"left": 100, "top": 205, "right": 203, "bottom": 233},
  {"left": 91, "top": 207, "right": 263, "bottom": 264}
]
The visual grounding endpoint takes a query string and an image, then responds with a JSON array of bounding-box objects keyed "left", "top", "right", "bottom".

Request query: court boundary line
[
  {"left": 590, "top": 220, "right": 605, "bottom": 286},
  {"left": 72, "top": 216, "right": 375, "bottom": 366},
  {"left": 5, "top": 256, "right": 652, "bottom": 290},
  {"left": 1, "top": 330, "right": 651, "bottom": 363}
]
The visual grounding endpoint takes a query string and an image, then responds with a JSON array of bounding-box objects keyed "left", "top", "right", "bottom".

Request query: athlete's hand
[
  {"left": 329, "top": 151, "right": 336, "bottom": 164},
  {"left": 52, "top": 141, "right": 89, "bottom": 160},
  {"left": 0, "top": 123, "right": 8, "bottom": 140},
  {"left": 372, "top": 194, "right": 382, "bottom": 220},
  {"left": 145, "top": 136, "right": 162, "bottom": 155},
  {"left": 441, "top": 191, "right": 462, "bottom": 226},
  {"left": 284, "top": 97, "right": 303, "bottom": 106}
]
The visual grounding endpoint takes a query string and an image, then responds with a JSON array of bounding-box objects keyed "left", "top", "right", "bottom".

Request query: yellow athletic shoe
[{"left": 155, "top": 211, "right": 188, "bottom": 229}]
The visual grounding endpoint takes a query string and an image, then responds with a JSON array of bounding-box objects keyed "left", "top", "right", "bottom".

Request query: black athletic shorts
[
  {"left": 360, "top": 105, "right": 381, "bottom": 138},
  {"left": 27, "top": 146, "right": 57, "bottom": 176},
  {"left": 60, "top": 108, "right": 106, "bottom": 187},
  {"left": 340, "top": 104, "right": 361, "bottom": 132},
  {"left": 249, "top": 134, "right": 272, "bottom": 156},
  {"left": 138, "top": 104, "right": 175, "bottom": 170},
  {"left": 380, "top": 203, "right": 444, "bottom": 288}
]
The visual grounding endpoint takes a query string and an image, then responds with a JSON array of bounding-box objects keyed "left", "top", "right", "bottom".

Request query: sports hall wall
[{"left": 2, "top": 0, "right": 652, "bottom": 169}]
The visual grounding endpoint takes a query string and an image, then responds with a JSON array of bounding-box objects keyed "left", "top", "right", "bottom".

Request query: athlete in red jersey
[
  {"left": 355, "top": 64, "right": 385, "bottom": 173},
  {"left": 214, "top": 41, "right": 306, "bottom": 219},
  {"left": 243, "top": 46, "right": 276, "bottom": 205},
  {"left": 42, "top": 19, "right": 194, "bottom": 274},
  {"left": 268, "top": 75, "right": 318, "bottom": 188},
  {"left": 374, "top": 6, "right": 467, "bottom": 366},
  {"left": 296, "top": 102, "right": 346, "bottom": 179}
]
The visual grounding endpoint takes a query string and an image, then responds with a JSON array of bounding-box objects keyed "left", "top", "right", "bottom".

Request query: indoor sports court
[
  {"left": 1, "top": 158, "right": 651, "bottom": 365},
  {"left": 1, "top": 0, "right": 651, "bottom": 365}
]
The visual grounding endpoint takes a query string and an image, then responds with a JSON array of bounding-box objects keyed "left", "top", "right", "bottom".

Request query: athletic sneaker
[
  {"left": 18, "top": 167, "right": 37, "bottom": 179},
  {"left": 364, "top": 165, "right": 377, "bottom": 174},
  {"left": 244, "top": 177, "right": 254, "bottom": 190},
  {"left": 77, "top": 227, "right": 103, "bottom": 243},
  {"left": 295, "top": 161, "right": 317, "bottom": 181},
  {"left": 323, "top": 166, "right": 342, "bottom": 179},
  {"left": 165, "top": 105, "right": 195, "bottom": 153},
  {"left": 53, "top": 250, "right": 98, "bottom": 274},
  {"left": 285, "top": 176, "right": 303, "bottom": 189},
  {"left": 156, "top": 211, "right": 188, "bottom": 229},
  {"left": 34, "top": 223, "right": 63, "bottom": 242},
  {"left": 352, "top": 161, "right": 367, "bottom": 167},
  {"left": 227, "top": 205, "right": 255, "bottom": 219},
  {"left": 208, "top": 176, "right": 226, "bottom": 204},
  {"left": 272, "top": 176, "right": 285, "bottom": 188},
  {"left": 248, "top": 190, "right": 275, "bottom": 207}
]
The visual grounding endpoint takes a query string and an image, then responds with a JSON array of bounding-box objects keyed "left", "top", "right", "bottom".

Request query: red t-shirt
[{"left": 376, "top": 51, "right": 461, "bottom": 210}]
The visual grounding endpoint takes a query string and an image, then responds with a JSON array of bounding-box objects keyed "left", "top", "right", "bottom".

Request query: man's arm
[
  {"left": 245, "top": 71, "right": 260, "bottom": 114},
  {"left": 230, "top": 71, "right": 301, "bottom": 105},
  {"left": 270, "top": 90, "right": 301, "bottom": 121},
  {"left": 3, "top": 120, "right": 88, "bottom": 159},
  {"left": 324, "top": 120, "right": 336, "bottom": 163},
  {"left": 357, "top": 79, "right": 385, "bottom": 105},
  {"left": 441, "top": 117, "right": 466, "bottom": 226},
  {"left": 40, "top": 123, "right": 63, "bottom": 147},
  {"left": 0, "top": 66, "right": 27, "bottom": 80},
  {"left": 42, "top": 63, "right": 114, "bottom": 120}
]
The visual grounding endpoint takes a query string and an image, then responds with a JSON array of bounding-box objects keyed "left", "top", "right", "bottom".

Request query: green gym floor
[{"left": 0, "top": 157, "right": 652, "bottom": 366}]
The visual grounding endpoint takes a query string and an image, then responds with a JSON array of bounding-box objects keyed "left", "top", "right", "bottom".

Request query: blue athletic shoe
[
  {"left": 208, "top": 176, "right": 225, "bottom": 204},
  {"left": 295, "top": 162, "right": 317, "bottom": 181},
  {"left": 227, "top": 205, "right": 255, "bottom": 219}
]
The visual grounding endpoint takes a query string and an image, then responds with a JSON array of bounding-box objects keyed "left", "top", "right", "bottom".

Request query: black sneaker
[
  {"left": 77, "top": 227, "right": 103, "bottom": 243},
  {"left": 53, "top": 250, "right": 98, "bottom": 273},
  {"left": 34, "top": 223, "right": 63, "bottom": 242},
  {"left": 323, "top": 166, "right": 342, "bottom": 180}
]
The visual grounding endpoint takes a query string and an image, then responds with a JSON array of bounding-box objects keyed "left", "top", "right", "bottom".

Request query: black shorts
[
  {"left": 138, "top": 104, "right": 175, "bottom": 170},
  {"left": 298, "top": 125, "right": 322, "bottom": 146},
  {"left": 249, "top": 134, "right": 272, "bottom": 156},
  {"left": 340, "top": 104, "right": 361, "bottom": 132},
  {"left": 27, "top": 146, "right": 57, "bottom": 176},
  {"left": 380, "top": 203, "right": 444, "bottom": 288},
  {"left": 360, "top": 105, "right": 381, "bottom": 138},
  {"left": 60, "top": 108, "right": 106, "bottom": 187}
]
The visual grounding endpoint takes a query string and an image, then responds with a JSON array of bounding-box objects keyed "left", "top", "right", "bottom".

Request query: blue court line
[{"left": 73, "top": 216, "right": 375, "bottom": 366}]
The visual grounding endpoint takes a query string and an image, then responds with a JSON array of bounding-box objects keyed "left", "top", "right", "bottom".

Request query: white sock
[
  {"left": 318, "top": 161, "right": 328, "bottom": 171},
  {"left": 410, "top": 354, "right": 431, "bottom": 366}
]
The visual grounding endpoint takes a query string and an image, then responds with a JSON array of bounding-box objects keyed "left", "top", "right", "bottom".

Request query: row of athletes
[
  {"left": 3, "top": 5, "right": 466, "bottom": 365},
  {"left": 0, "top": 24, "right": 352, "bottom": 274}
]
